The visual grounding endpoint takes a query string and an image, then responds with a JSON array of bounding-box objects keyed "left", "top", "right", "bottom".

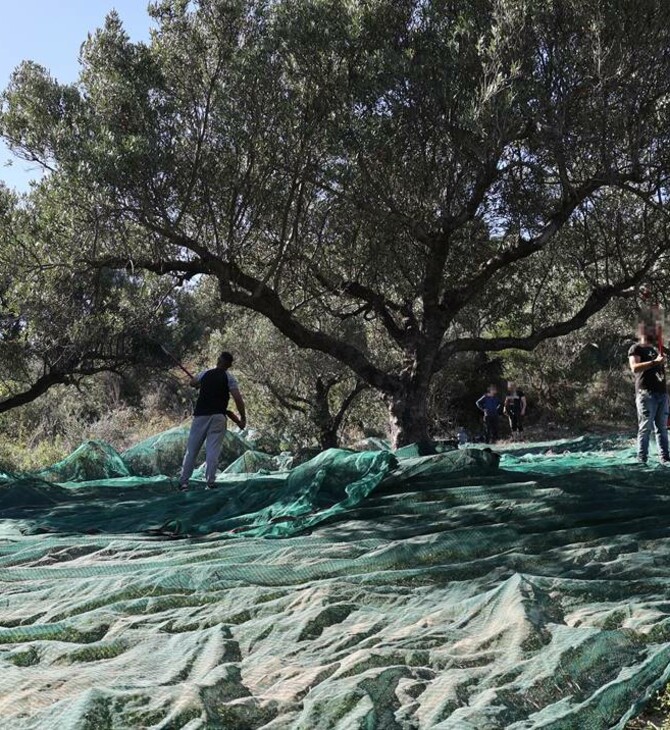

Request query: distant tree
[
  {"left": 0, "top": 184, "right": 199, "bottom": 412},
  {"left": 3, "top": 1, "right": 670, "bottom": 445},
  {"left": 226, "top": 312, "right": 368, "bottom": 449}
]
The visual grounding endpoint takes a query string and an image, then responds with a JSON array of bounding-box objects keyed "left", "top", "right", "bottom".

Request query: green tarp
[{"left": 0, "top": 433, "right": 669, "bottom": 728}]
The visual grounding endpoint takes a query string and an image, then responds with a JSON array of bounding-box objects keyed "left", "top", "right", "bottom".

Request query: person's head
[
  {"left": 637, "top": 318, "right": 656, "bottom": 343},
  {"left": 487, "top": 383, "right": 498, "bottom": 395},
  {"left": 507, "top": 380, "right": 516, "bottom": 392},
  {"left": 217, "top": 351, "right": 233, "bottom": 369}
]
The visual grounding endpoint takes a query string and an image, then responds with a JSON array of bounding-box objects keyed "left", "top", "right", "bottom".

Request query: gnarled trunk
[
  {"left": 313, "top": 378, "right": 340, "bottom": 450},
  {"left": 387, "top": 383, "right": 431, "bottom": 449},
  {"left": 318, "top": 428, "right": 339, "bottom": 451}
]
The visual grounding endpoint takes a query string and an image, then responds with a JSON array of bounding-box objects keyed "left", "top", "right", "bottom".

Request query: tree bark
[
  {"left": 386, "top": 381, "right": 432, "bottom": 448},
  {"left": 313, "top": 378, "right": 339, "bottom": 450},
  {"left": 318, "top": 428, "right": 339, "bottom": 451},
  {"left": 0, "top": 372, "right": 68, "bottom": 413}
]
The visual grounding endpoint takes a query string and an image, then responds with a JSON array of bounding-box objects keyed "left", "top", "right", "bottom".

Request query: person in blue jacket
[{"left": 476, "top": 384, "right": 502, "bottom": 444}]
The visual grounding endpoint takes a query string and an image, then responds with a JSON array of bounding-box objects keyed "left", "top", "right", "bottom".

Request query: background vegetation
[{"left": 0, "top": 0, "right": 668, "bottom": 466}]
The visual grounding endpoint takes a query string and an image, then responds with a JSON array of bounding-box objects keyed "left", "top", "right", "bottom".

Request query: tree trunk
[
  {"left": 318, "top": 428, "right": 339, "bottom": 451},
  {"left": 387, "top": 384, "right": 431, "bottom": 449},
  {"left": 313, "top": 378, "right": 339, "bottom": 450}
]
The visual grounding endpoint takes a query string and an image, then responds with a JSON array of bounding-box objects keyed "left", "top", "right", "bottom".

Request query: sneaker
[
  {"left": 178, "top": 483, "right": 189, "bottom": 491},
  {"left": 637, "top": 457, "right": 648, "bottom": 465},
  {"left": 661, "top": 458, "right": 670, "bottom": 465},
  {"left": 205, "top": 483, "right": 217, "bottom": 490}
]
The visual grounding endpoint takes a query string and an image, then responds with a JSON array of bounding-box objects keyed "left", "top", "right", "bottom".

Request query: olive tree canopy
[{"left": 3, "top": 0, "right": 670, "bottom": 444}]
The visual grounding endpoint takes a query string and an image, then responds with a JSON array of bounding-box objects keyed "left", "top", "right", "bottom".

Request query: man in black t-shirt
[
  {"left": 628, "top": 321, "right": 669, "bottom": 464},
  {"left": 179, "top": 351, "right": 247, "bottom": 490}
]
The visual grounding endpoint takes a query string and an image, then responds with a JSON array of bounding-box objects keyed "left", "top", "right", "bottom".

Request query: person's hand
[{"left": 655, "top": 354, "right": 666, "bottom": 365}]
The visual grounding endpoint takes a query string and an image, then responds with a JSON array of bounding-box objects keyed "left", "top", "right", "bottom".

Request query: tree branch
[
  {"left": 442, "top": 172, "right": 636, "bottom": 314},
  {"left": 0, "top": 371, "right": 69, "bottom": 413},
  {"left": 332, "top": 379, "right": 368, "bottom": 432},
  {"left": 94, "top": 237, "right": 399, "bottom": 394},
  {"left": 0, "top": 362, "right": 118, "bottom": 414},
  {"left": 437, "top": 272, "right": 648, "bottom": 368},
  {"left": 261, "top": 381, "right": 310, "bottom": 415},
  {"left": 314, "top": 271, "right": 409, "bottom": 347}
]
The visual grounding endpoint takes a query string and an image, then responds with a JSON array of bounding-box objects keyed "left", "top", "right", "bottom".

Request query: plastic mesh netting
[{"left": 0, "top": 430, "right": 669, "bottom": 728}]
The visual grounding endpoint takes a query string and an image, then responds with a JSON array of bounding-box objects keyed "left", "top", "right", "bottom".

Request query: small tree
[{"left": 233, "top": 314, "right": 368, "bottom": 449}]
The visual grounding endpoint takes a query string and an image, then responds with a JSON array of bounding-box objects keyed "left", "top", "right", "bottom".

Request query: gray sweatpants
[{"left": 180, "top": 414, "right": 227, "bottom": 485}]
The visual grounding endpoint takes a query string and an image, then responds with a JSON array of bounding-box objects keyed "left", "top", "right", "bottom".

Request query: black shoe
[
  {"left": 178, "top": 483, "right": 189, "bottom": 491},
  {"left": 205, "top": 483, "right": 217, "bottom": 490}
]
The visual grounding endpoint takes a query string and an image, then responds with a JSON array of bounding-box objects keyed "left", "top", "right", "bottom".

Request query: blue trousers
[{"left": 636, "top": 390, "right": 669, "bottom": 462}]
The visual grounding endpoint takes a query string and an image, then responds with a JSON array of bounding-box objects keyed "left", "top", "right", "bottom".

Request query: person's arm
[
  {"left": 629, "top": 354, "right": 664, "bottom": 373},
  {"left": 226, "top": 372, "right": 246, "bottom": 428},
  {"left": 520, "top": 394, "right": 527, "bottom": 416},
  {"left": 475, "top": 395, "right": 486, "bottom": 412},
  {"left": 230, "top": 388, "right": 247, "bottom": 429},
  {"left": 190, "top": 371, "right": 205, "bottom": 388}
]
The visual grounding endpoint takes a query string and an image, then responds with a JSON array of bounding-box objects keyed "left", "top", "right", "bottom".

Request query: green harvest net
[{"left": 1, "top": 428, "right": 670, "bottom": 729}]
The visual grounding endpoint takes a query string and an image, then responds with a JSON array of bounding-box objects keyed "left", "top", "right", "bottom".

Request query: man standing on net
[
  {"left": 476, "top": 384, "right": 501, "bottom": 444},
  {"left": 179, "top": 351, "right": 247, "bottom": 490},
  {"left": 628, "top": 321, "right": 669, "bottom": 465}
]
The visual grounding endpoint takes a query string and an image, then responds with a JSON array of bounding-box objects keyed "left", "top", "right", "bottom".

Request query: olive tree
[
  {"left": 227, "top": 311, "right": 369, "bottom": 449},
  {"left": 0, "top": 183, "right": 195, "bottom": 412},
  {"left": 3, "top": 0, "right": 670, "bottom": 445}
]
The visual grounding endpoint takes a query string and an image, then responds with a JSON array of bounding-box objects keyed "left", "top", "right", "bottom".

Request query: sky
[{"left": 0, "top": 0, "right": 155, "bottom": 191}]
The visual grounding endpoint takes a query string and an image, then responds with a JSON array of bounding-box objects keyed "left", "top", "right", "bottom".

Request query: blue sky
[{"left": 0, "top": 1, "right": 154, "bottom": 191}]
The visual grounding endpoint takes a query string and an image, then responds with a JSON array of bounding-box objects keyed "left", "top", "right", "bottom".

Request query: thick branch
[
  {"left": 437, "top": 273, "right": 647, "bottom": 368},
  {"left": 0, "top": 361, "right": 116, "bottom": 414},
  {"left": 314, "top": 272, "right": 409, "bottom": 347},
  {"left": 95, "top": 244, "right": 399, "bottom": 394},
  {"left": 0, "top": 371, "right": 69, "bottom": 413},
  {"left": 442, "top": 173, "right": 635, "bottom": 313}
]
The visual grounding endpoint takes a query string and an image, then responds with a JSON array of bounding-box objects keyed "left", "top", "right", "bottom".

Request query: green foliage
[
  {"left": 0, "top": 371, "right": 193, "bottom": 472},
  {"left": 2, "top": 0, "right": 670, "bottom": 444},
  {"left": 0, "top": 435, "right": 68, "bottom": 473},
  {"left": 499, "top": 300, "right": 639, "bottom": 427}
]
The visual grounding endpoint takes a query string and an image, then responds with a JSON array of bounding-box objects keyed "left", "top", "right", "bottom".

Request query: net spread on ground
[{"left": 0, "top": 428, "right": 668, "bottom": 728}]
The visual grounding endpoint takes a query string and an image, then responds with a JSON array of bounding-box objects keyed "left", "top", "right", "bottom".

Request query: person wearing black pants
[
  {"left": 476, "top": 385, "right": 502, "bottom": 444},
  {"left": 504, "top": 381, "right": 527, "bottom": 441}
]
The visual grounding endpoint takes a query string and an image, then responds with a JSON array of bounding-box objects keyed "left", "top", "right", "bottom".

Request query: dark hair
[{"left": 218, "top": 351, "right": 233, "bottom": 367}]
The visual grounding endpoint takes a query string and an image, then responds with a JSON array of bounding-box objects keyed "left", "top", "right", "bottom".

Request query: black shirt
[
  {"left": 628, "top": 343, "right": 667, "bottom": 394},
  {"left": 194, "top": 368, "right": 230, "bottom": 416},
  {"left": 504, "top": 389, "right": 525, "bottom": 416}
]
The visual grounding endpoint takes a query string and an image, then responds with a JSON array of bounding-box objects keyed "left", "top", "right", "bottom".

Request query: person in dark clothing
[
  {"left": 503, "top": 381, "right": 527, "bottom": 440},
  {"left": 476, "top": 385, "right": 502, "bottom": 444},
  {"left": 179, "top": 351, "right": 247, "bottom": 490},
  {"left": 628, "top": 321, "right": 668, "bottom": 464}
]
